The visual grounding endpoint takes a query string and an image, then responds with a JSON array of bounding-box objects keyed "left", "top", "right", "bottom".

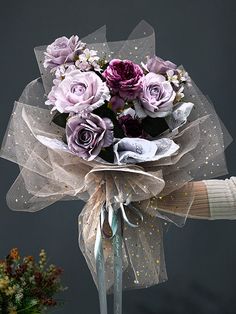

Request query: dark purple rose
[
  {"left": 119, "top": 114, "right": 144, "bottom": 138},
  {"left": 143, "top": 55, "right": 177, "bottom": 75},
  {"left": 66, "top": 113, "right": 113, "bottom": 160},
  {"left": 44, "top": 35, "right": 86, "bottom": 70},
  {"left": 103, "top": 59, "right": 143, "bottom": 100}
]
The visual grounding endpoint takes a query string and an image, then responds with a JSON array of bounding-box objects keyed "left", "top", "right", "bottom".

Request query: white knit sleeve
[{"left": 203, "top": 177, "right": 236, "bottom": 219}]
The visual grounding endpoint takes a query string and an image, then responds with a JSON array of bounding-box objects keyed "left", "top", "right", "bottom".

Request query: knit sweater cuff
[{"left": 203, "top": 177, "right": 236, "bottom": 219}]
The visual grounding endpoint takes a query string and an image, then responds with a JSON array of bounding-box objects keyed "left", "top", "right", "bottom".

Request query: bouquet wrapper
[{"left": 0, "top": 21, "right": 232, "bottom": 313}]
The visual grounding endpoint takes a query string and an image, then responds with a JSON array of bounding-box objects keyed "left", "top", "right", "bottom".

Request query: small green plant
[{"left": 0, "top": 248, "right": 66, "bottom": 313}]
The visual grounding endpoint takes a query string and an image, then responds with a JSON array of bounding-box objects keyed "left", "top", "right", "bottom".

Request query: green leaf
[
  {"left": 93, "top": 104, "right": 124, "bottom": 139},
  {"left": 98, "top": 146, "right": 114, "bottom": 163},
  {"left": 52, "top": 112, "right": 69, "bottom": 128},
  {"left": 113, "top": 121, "right": 125, "bottom": 139},
  {"left": 141, "top": 116, "right": 169, "bottom": 137},
  {"left": 93, "top": 104, "right": 115, "bottom": 119}
]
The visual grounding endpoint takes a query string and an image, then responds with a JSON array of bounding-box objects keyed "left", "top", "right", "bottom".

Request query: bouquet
[
  {"left": 0, "top": 21, "right": 231, "bottom": 314},
  {"left": 0, "top": 248, "right": 65, "bottom": 313},
  {"left": 42, "top": 34, "right": 190, "bottom": 164}
]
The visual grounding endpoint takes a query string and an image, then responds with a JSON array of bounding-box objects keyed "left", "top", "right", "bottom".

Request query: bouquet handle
[{"left": 95, "top": 206, "right": 123, "bottom": 314}]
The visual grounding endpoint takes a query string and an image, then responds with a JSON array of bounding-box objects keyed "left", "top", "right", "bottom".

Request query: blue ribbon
[
  {"left": 94, "top": 209, "right": 108, "bottom": 314},
  {"left": 95, "top": 203, "right": 143, "bottom": 314},
  {"left": 113, "top": 210, "right": 122, "bottom": 314}
]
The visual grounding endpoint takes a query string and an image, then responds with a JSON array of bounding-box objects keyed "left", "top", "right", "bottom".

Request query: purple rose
[
  {"left": 44, "top": 35, "right": 85, "bottom": 70},
  {"left": 119, "top": 114, "right": 144, "bottom": 138},
  {"left": 103, "top": 59, "right": 143, "bottom": 100},
  {"left": 45, "top": 70, "right": 110, "bottom": 113},
  {"left": 143, "top": 55, "right": 177, "bottom": 75},
  {"left": 66, "top": 113, "right": 113, "bottom": 160},
  {"left": 109, "top": 95, "right": 125, "bottom": 111},
  {"left": 135, "top": 73, "right": 176, "bottom": 118}
]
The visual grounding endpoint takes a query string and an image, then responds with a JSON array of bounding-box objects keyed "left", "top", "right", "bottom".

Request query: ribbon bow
[{"left": 79, "top": 165, "right": 193, "bottom": 314}]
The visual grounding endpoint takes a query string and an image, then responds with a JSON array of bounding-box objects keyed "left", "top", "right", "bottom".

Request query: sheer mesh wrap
[{"left": 0, "top": 21, "right": 232, "bottom": 291}]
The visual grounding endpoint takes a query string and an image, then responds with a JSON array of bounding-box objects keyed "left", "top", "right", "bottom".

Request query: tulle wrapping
[{"left": 0, "top": 21, "right": 232, "bottom": 291}]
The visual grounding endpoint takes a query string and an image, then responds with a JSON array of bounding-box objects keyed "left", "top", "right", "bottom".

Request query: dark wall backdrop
[{"left": 0, "top": 1, "right": 236, "bottom": 313}]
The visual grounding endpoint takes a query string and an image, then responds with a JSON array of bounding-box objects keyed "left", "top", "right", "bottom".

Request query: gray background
[{"left": 0, "top": 0, "right": 236, "bottom": 313}]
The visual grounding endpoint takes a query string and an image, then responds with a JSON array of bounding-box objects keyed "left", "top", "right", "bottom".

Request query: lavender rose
[
  {"left": 66, "top": 113, "right": 113, "bottom": 160},
  {"left": 103, "top": 59, "right": 143, "bottom": 100},
  {"left": 143, "top": 56, "right": 177, "bottom": 74},
  {"left": 135, "top": 72, "right": 176, "bottom": 118},
  {"left": 143, "top": 55, "right": 177, "bottom": 75},
  {"left": 44, "top": 35, "right": 85, "bottom": 70},
  {"left": 45, "top": 70, "right": 110, "bottom": 113}
]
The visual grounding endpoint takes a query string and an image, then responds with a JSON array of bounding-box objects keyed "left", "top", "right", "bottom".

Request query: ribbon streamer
[
  {"left": 95, "top": 205, "right": 123, "bottom": 314},
  {"left": 113, "top": 210, "right": 122, "bottom": 314},
  {"left": 95, "top": 206, "right": 108, "bottom": 314},
  {"left": 95, "top": 203, "right": 145, "bottom": 314}
]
